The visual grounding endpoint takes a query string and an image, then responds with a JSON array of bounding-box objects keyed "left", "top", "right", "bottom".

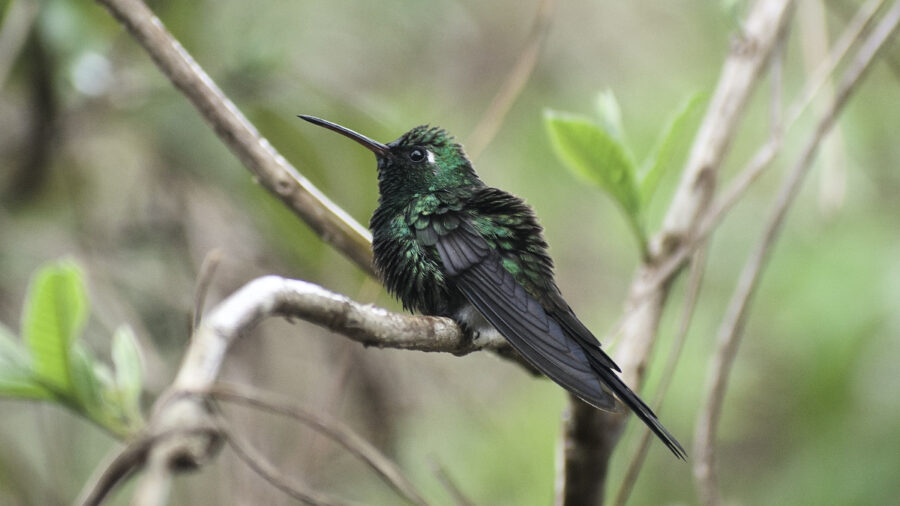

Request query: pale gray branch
[
  {"left": 94, "top": 0, "right": 375, "bottom": 275},
  {"left": 693, "top": 3, "right": 900, "bottom": 504},
  {"left": 121, "top": 275, "right": 503, "bottom": 506},
  {"left": 613, "top": 247, "right": 708, "bottom": 506}
]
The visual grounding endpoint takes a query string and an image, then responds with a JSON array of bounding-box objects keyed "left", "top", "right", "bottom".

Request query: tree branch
[
  {"left": 94, "top": 0, "right": 375, "bottom": 276},
  {"left": 465, "top": 0, "right": 555, "bottom": 159},
  {"left": 613, "top": 247, "right": 708, "bottom": 506},
  {"left": 693, "top": 3, "right": 900, "bottom": 504},
  {"left": 93, "top": 275, "right": 505, "bottom": 506}
]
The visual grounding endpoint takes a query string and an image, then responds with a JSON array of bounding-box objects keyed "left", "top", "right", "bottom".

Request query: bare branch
[
  {"left": 656, "top": 0, "right": 795, "bottom": 255},
  {"left": 693, "top": 4, "right": 900, "bottom": 504},
  {"left": 191, "top": 249, "right": 223, "bottom": 330},
  {"left": 427, "top": 456, "right": 475, "bottom": 506},
  {"left": 221, "top": 418, "right": 353, "bottom": 506},
  {"left": 613, "top": 247, "right": 708, "bottom": 506},
  {"left": 79, "top": 425, "right": 220, "bottom": 506},
  {"left": 557, "top": 1, "right": 795, "bottom": 503},
  {"left": 465, "top": 0, "right": 555, "bottom": 159},
  {"left": 209, "top": 383, "right": 430, "bottom": 506},
  {"left": 78, "top": 440, "right": 149, "bottom": 506},
  {"left": 94, "top": 0, "right": 375, "bottom": 275}
]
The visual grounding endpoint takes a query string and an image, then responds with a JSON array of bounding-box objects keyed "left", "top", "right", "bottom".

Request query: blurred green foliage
[
  {"left": 0, "top": 260, "right": 143, "bottom": 439},
  {"left": 544, "top": 91, "right": 701, "bottom": 256},
  {"left": 1, "top": 0, "right": 899, "bottom": 505}
]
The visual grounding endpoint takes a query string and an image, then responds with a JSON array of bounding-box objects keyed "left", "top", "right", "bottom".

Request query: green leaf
[
  {"left": 69, "top": 344, "right": 104, "bottom": 418},
  {"left": 21, "top": 260, "right": 88, "bottom": 393},
  {"left": 639, "top": 92, "right": 705, "bottom": 204},
  {"left": 71, "top": 344, "right": 133, "bottom": 438},
  {"left": 595, "top": 89, "right": 628, "bottom": 146},
  {"left": 111, "top": 325, "right": 143, "bottom": 419},
  {"left": 544, "top": 110, "right": 641, "bottom": 215},
  {"left": 544, "top": 109, "right": 647, "bottom": 254},
  {"left": 0, "top": 323, "right": 54, "bottom": 400}
]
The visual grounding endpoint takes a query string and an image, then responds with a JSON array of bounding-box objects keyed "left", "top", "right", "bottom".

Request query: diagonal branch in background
[
  {"left": 556, "top": 1, "right": 795, "bottom": 504},
  {"left": 694, "top": 3, "right": 900, "bottom": 504},
  {"left": 94, "top": 0, "right": 375, "bottom": 276},
  {"left": 221, "top": 418, "right": 350, "bottom": 506},
  {"left": 465, "top": 0, "right": 555, "bottom": 159}
]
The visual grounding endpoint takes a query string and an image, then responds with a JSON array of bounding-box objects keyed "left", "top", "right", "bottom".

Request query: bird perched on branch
[{"left": 299, "top": 115, "right": 686, "bottom": 459}]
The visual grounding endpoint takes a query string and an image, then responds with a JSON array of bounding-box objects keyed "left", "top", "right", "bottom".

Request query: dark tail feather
[{"left": 593, "top": 364, "right": 687, "bottom": 460}]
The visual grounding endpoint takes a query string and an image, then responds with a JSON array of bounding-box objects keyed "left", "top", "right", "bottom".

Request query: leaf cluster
[
  {"left": 544, "top": 91, "right": 702, "bottom": 258},
  {"left": 0, "top": 260, "right": 144, "bottom": 438}
]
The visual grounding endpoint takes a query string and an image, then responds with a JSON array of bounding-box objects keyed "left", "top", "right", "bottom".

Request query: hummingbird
[{"left": 299, "top": 115, "right": 686, "bottom": 459}]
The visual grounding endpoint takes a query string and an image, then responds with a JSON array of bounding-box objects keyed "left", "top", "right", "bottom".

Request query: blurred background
[{"left": 1, "top": 0, "right": 899, "bottom": 504}]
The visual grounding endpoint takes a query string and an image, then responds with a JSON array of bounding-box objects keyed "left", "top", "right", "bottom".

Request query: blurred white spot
[{"left": 71, "top": 51, "right": 113, "bottom": 97}]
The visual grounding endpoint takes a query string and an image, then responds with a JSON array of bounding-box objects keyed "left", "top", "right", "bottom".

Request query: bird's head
[{"left": 299, "top": 115, "right": 481, "bottom": 200}]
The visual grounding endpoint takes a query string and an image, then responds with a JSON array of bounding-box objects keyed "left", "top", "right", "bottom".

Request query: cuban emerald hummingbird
[{"left": 299, "top": 115, "right": 686, "bottom": 459}]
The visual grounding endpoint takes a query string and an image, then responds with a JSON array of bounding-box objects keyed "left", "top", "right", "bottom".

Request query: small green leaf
[
  {"left": 544, "top": 109, "right": 647, "bottom": 254},
  {"left": 111, "top": 325, "right": 143, "bottom": 419},
  {"left": 544, "top": 110, "right": 642, "bottom": 215},
  {"left": 69, "top": 344, "right": 104, "bottom": 417},
  {"left": 639, "top": 92, "right": 705, "bottom": 204},
  {"left": 21, "top": 260, "right": 88, "bottom": 392},
  {"left": 0, "top": 324, "right": 54, "bottom": 399},
  {"left": 595, "top": 89, "right": 628, "bottom": 146}
]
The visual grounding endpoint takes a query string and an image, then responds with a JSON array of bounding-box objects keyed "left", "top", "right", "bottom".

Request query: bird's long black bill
[{"left": 298, "top": 115, "right": 389, "bottom": 156}]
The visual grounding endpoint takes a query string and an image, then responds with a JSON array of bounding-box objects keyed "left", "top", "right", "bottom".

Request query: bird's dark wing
[
  {"left": 436, "top": 224, "right": 620, "bottom": 411},
  {"left": 422, "top": 187, "right": 686, "bottom": 459}
]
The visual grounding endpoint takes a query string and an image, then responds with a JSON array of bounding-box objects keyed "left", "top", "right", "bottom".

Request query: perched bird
[{"left": 299, "top": 115, "right": 686, "bottom": 459}]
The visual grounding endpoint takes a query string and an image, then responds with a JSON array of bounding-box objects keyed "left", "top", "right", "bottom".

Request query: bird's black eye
[{"left": 408, "top": 149, "right": 426, "bottom": 162}]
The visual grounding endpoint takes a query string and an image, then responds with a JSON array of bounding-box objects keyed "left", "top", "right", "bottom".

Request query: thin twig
[
  {"left": 191, "top": 249, "right": 223, "bottom": 330},
  {"left": 827, "top": 0, "right": 900, "bottom": 77},
  {"left": 209, "top": 383, "right": 430, "bottom": 506},
  {"left": 78, "top": 440, "right": 147, "bottom": 506},
  {"left": 220, "top": 418, "right": 352, "bottom": 506},
  {"left": 93, "top": 0, "right": 375, "bottom": 275},
  {"left": 427, "top": 456, "right": 475, "bottom": 506},
  {"left": 78, "top": 425, "right": 219, "bottom": 506},
  {"left": 798, "top": 0, "right": 849, "bottom": 216},
  {"left": 693, "top": 4, "right": 900, "bottom": 504},
  {"left": 769, "top": 21, "right": 787, "bottom": 132},
  {"left": 612, "top": 246, "right": 708, "bottom": 506},
  {"left": 465, "top": 0, "right": 555, "bottom": 159}
]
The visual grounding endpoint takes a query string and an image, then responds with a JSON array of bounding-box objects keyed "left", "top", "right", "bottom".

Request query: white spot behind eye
[{"left": 426, "top": 150, "right": 435, "bottom": 164}]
